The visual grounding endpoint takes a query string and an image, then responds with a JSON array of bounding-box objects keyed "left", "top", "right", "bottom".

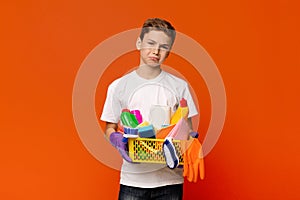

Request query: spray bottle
[
  {"left": 120, "top": 109, "right": 139, "bottom": 128},
  {"left": 170, "top": 98, "right": 189, "bottom": 125}
]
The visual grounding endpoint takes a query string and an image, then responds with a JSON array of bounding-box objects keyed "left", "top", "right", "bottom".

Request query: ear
[{"left": 136, "top": 37, "right": 142, "bottom": 50}]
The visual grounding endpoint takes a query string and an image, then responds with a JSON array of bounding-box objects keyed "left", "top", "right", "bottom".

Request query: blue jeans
[{"left": 118, "top": 184, "right": 183, "bottom": 200}]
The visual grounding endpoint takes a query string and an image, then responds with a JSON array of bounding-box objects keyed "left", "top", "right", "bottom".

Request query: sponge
[{"left": 138, "top": 125, "right": 156, "bottom": 138}]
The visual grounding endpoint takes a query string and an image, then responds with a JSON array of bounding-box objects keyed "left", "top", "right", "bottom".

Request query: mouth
[{"left": 149, "top": 57, "right": 159, "bottom": 62}]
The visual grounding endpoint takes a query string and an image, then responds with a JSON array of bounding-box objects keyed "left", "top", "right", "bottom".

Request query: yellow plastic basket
[{"left": 128, "top": 138, "right": 184, "bottom": 165}]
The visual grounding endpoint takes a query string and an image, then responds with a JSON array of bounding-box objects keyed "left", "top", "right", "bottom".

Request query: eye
[{"left": 160, "top": 45, "right": 169, "bottom": 50}]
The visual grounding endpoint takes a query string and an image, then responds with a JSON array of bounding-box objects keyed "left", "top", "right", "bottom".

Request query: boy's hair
[{"left": 140, "top": 18, "right": 176, "bottom": 46}]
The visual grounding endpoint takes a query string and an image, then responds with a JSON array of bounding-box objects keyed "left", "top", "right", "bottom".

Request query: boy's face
[{"left": 137, "top": 30, "right": 172, "bottom": 67}]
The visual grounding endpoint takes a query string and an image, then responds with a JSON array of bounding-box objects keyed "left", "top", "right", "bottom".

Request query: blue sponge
[{"left": 138, "top": 125, "right": 156, "bottom": 138}]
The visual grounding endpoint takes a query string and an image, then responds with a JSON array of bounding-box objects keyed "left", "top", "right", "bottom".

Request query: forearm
[
  {"left": 105, "top": 122, "right": 118, "bottom": 139},
  {"left": 187, "top": 117, "right": 193, "bottom": 132},
  {"left": 187, "top": 117, "right": 199, "bottom": 138}
]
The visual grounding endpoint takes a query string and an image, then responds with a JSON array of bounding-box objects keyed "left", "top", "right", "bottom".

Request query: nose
[{"left": 152, "top": 45, "right": 160, "bottom": 55}]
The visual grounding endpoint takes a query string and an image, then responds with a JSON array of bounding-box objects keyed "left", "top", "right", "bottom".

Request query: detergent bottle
[
  {"left": 120, "top": 109, "right": 139, "bottom": 128},
  {"left": 170, "top": 98, "right": 189, "bottom": 125},
  {"left": 130, "top": 110, "right": 143, "bottom": 124}
]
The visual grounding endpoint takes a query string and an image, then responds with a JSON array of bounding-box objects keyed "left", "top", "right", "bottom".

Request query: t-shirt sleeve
[
  {"left": 100, "top": 80, "right": 121, "bottom": 123},
  {"left": 182, "top": 82, "right": 198, "bottom": 118}
]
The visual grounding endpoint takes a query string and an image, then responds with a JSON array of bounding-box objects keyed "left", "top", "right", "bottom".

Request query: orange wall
[{"left": 1, "top": 0, "right": 300, "bottom": 199}]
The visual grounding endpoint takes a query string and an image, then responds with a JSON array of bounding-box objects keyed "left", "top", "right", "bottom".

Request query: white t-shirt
[{"left": 101, "top": 70, "right": 198, "bottom": 188}]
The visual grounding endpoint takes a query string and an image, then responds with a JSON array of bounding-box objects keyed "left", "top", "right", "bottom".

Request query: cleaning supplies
[
  {"left": 122, "top": 126, "right": 139, "bottom": 143},
  {"left": 138, "top": 124, "right": 156, "bottom": 138},
  {"left": 182, "top": 139, "right": 205, "bottom": 182},
  {"left": 137, "top": 121, "right": 150, "bottom": 127},
  {"left": 167, "top": 118, "right": 190, "bottom": 140},
  {"left": 130, "top": 110, "right": 143, "bottom": 124},
  {"left": 149, "top": 105, "right": 171, "bottom": 129},
  {"left": 123, "top": 127, "right": 139, "bottom": 137},
  {"left": 120, "top": 109, "right": 139, "bottom": 128},
  {"left": 170, "top": 98, "right": 189, "bottom": 125},
  {"left": 156, "top": 124, "right": 176, "bottom": 139},
  {"left": 163, "top": 137, "right": 179, "bottom": 169}
]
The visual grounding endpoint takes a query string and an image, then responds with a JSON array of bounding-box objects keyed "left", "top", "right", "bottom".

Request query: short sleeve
[
  {"left": 100, "top": 79, "right": 122, "bottom": 123},
  {"left": 182, "top": 82, "right": 198, "bottom": 118}
]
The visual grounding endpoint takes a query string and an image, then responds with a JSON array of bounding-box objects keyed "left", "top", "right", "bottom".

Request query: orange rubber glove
[{"left": 182, "top": 138, "right": 205, "bottom": 182}]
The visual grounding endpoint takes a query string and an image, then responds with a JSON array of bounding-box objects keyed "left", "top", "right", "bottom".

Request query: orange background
[{"left": 1, "top": 0, "right": 300, "bottom": 199}]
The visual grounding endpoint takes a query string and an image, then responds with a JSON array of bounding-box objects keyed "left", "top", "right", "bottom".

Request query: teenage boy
[{"left": 101, "top": 18, "right": 198, "bottom": 200}]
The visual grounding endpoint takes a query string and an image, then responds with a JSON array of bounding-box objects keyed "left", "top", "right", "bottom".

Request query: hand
[
  {"left": 109, "top": 132, "right": 132, "bottom": 162},
  {"left": 189, "top": 131, "right": 199, "bottom": 138},
  {"left": 182, "top": 138, "right": 205, "bottom": 182}
]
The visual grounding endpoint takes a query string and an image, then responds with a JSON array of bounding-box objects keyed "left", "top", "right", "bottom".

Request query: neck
[{"left": 136, "top": 64, "right": 162, "bottom": 80}]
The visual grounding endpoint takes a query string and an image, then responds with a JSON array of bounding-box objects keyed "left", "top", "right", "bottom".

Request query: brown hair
[{"left": 139, "top": 18, "right": 176, "bottom": 46}]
